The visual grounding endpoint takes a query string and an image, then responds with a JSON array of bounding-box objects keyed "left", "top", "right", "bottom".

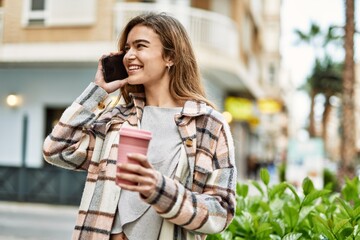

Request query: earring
[{"left": 166, "top": 65, "right": 171, "bottom": 72}]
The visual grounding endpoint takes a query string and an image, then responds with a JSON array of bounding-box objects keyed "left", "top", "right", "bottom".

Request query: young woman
[{"left": 43, "top": 12, "right": 236, "bottom": 240}]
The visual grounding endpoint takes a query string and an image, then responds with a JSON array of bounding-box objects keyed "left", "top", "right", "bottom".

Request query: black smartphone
[{"left": 101, "top": 53, "right": 128, "bottom": 83}]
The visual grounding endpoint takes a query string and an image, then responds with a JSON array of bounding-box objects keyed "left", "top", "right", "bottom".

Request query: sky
[{"left": 280, "top": 0, "right": 359, "bottom": 132}]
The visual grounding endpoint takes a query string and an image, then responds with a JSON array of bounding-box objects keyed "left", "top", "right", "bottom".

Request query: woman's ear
[
  {"left": 166, "top": 60, "right": 174, "bottom": 67},
  {"left": 164, "top": 52, "right": 174, "bottom": 67}
]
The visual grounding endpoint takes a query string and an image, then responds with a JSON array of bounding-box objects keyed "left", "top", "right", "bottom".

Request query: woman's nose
[{"left": 125, "top": 49, "right": 136, "bottom": 60}]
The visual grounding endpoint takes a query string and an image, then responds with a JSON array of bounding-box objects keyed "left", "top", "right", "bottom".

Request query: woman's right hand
[{"left": 94, "top": 53, "right": 128, "bottom": 94}]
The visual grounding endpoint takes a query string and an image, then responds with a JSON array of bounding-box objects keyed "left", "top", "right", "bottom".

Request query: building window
[
  {"left": 269, "top": 64, "right": 276, "bottom": 85},
  {"left": 31, "top": 0, "right": 45, "bottom": 10},
  {"left": 242, "top": 14, "right": 252, "bottom": 54},
  {"left": 23, "top": 0, "right": 96, "bottom": 27},
  {"left": 24, "top": 0, "right": 47, "bottom": 26},
  {"left": 44, "top": 107, "right": 66, "bottom": 139},
  {"left": 43, "top": 107, "right": 66, "bottom": 167}
]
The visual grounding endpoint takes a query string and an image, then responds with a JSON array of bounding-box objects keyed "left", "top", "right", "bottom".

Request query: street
[{"left": 0, "top": 201, "right": 77, "bottom": 240}]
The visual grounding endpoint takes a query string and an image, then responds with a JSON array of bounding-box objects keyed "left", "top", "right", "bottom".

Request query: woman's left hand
[{"left": 116, "top": 153, "right": 160, "bottom": 198}]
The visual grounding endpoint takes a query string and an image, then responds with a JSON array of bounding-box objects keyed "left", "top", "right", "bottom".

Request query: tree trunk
[
  {"left": 309, "top": 91, "right": 317, "bottom": 137},
  {"left": 339, "top": 0, "right": 356, "bottom": 183},
  {"left": 322, "top": 96, "right": 331, "bottom": 157}
]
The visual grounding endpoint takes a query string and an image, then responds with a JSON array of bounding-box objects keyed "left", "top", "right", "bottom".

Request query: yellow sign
[
  {"left": 257, "top": 99, "right": 282, "bottom": 114},
  {"left": 225, "top": 97, "right": 254, "bottom": 121}
]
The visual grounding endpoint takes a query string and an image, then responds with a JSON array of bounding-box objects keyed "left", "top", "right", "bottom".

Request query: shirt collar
[{"left": 129, "top": 92, "right": 209, "bottom": 118}]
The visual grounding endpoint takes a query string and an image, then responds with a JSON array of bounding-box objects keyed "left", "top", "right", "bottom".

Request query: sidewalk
[{"left": 0, "top": 201, "right": 78, "bottom": 240}]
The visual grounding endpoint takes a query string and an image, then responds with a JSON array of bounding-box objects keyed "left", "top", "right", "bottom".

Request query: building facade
[{"left": 0, "top": 0, "right": 287, "bottom": 204}]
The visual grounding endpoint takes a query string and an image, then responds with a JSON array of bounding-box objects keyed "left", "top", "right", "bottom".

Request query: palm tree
[
  {"left": 295, "top": 1, "right": 358, "bottom": 182},
  {"left": 295, "top": 23, "right": 343, "bottom": 139},
  {"left": 312, "top": 58, "right": 342, "bottom": 149},
  {"left": 339, "top": 0, "right": 356, "bottom": 181},
  {"left": 300, "top": 57, "right": 343, "bottom": 154},
  {"left": 295, "top": 22, "right": 324, "bottom": 137}
]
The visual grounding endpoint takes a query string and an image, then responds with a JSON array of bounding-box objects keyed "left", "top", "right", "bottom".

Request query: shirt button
[
  {"left": 185, "top": 138, "right": 193, "bottom": 147},
  {"left": 98, "top": 102, "right": 105, "bottom": 110}
]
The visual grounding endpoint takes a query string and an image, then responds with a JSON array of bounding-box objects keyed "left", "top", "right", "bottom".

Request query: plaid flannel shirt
[{"left": 43, "top": 83, "right": 236, "bottom": 240}]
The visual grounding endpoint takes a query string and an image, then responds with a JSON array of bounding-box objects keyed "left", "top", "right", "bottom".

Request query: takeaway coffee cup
[{"left": 116, "top": 126, "right": 152, "bottom": 186}]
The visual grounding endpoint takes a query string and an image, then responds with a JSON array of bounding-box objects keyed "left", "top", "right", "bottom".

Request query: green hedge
[{"left": 207, "top": 168, "right": 360, "bottom": 240}]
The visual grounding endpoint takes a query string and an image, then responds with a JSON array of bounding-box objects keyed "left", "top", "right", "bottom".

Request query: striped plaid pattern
[{"left": 43, "top": 83, "right": 236, "bottom": 240}]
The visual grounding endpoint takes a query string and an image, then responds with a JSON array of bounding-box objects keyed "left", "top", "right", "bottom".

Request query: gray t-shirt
[{"left": 111, "top": 106, "right": 183, "bottom": 240}]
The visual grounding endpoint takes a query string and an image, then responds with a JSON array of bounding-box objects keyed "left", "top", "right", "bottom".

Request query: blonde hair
[{"left": 117, "top": 12, "right": 215, "bottom": 108}]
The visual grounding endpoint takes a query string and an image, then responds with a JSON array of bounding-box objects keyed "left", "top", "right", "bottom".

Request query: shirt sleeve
[
  {"left": 142, "top": 123, "right": 237, "bottom": 234},
  {"left": 42, "top": 82, "right": 111, "bottom": 171}
]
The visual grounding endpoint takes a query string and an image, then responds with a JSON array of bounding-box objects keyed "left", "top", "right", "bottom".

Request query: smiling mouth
[{"left": 128, "top": 65, "right": 143, "bottom": 72}]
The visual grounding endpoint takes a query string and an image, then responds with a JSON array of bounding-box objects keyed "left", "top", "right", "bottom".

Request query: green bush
[
  {"left": 323, "top": 168, "right": 339, "bottom": 192},
  {"left": 207, "top": 168, "right": 360, "bottom": 240}
]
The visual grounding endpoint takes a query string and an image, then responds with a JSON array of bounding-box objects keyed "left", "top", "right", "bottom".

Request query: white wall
[
  {"left": 203, "top": 77, "right": 225, "bottom": 112},
  {"left": 210, "top": 0, "right": 231, "bottom": 17},
  {"left": 0, "top": 65, "right": 97, "bottom": 167}
]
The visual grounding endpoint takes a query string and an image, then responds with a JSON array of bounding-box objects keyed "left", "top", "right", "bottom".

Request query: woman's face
[{"left": 123, "top": 25, "right": 171, "bottom": 88}]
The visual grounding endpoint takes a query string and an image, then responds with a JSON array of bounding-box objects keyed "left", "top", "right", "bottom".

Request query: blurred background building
[{"left": 0, "top": 0, "right": 290, "bottom": 205}]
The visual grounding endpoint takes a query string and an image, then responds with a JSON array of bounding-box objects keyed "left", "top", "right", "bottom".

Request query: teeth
[{"left": 129, "top": 65, "right": 142, "bottom": 70}]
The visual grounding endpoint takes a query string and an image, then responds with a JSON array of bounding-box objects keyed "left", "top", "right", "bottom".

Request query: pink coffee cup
[{"left": 116, "top": 126, "right": 152, "bottom": 186}]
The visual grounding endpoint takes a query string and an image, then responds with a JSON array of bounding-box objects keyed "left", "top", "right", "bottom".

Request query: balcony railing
[{"left": 113, "top": 3, "right": 240, "bottom": 58}]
